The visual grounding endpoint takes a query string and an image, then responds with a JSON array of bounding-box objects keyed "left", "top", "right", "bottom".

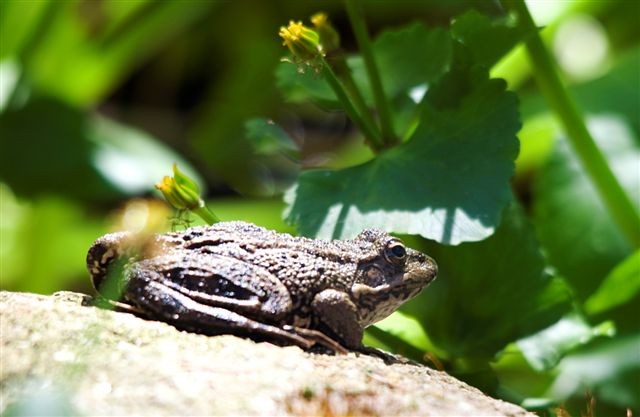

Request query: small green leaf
[
  {"left": 584, "top": 250, "right": 640, "bottom": 315},
  {"left": 517, "top": 313, "right": 615, "bottom": 371},
  {"left": 245, "top": 118, "right": 298, "bottom": 158},
  {"left": 275, "top": 62, "right": 338, "bottom": 107},
  {"left": 403, "top": 202, "right": 573, "bottom": 359},
  {"left": 373, "top": 23, "right": 452, "bottom": 98},
  {"left": 371, "top": 311, "right": 433, "bottom": 352},
  {"left": 285, "top": 74, "right": 519, "bottom": 244},
  {"left": 88, "top": 113, "right": 204, "bottom": 196}
]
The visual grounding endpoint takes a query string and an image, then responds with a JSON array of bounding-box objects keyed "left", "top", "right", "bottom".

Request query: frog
[{"left": 86, "top": 221, "right": 437, "bottom": 354}]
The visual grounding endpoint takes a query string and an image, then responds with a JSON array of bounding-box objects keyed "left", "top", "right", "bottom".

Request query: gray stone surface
[{"left": 1, "top": 291, "right": 534, "bottom": 416}]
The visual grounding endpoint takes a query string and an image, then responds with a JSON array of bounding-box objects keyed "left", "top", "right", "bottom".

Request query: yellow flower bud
[{"left": 279, "top": 20, "right": 321, "bottom": 62}]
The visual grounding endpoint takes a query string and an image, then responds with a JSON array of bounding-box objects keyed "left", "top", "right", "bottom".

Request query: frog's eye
[{"left": 384, "top": 239, "right": 407, "bottom": 264}]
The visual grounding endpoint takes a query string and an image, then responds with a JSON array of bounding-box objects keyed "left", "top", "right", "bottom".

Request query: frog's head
[{"left": 350, "top": 229, "right": 437, "bottom": 327}]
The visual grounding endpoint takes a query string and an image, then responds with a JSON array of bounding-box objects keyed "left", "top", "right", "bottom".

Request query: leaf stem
[
  {"left": 506, "top": 0, "right": 640, "bottom": 247},
  {"left": 344, "top": 0, "right": 397, "bottom": 147},
  {"left": 320, "top": 57, "right": 384, "bottom": 149}
]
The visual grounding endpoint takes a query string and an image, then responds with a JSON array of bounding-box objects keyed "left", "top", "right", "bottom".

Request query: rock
[{"left": 0, "top": 291, "right": 534, "bottom": 416}]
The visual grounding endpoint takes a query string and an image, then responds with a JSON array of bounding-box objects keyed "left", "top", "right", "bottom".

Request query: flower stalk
[{"left": 155, "top": 164, "right": 219, "bottom": 225}]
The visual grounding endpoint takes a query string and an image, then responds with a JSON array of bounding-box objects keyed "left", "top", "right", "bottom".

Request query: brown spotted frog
[{"left": 87, "top": 221, "right": 437, "bottom": 353}]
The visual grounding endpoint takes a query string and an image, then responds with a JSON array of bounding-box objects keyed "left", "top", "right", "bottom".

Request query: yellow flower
[
  {"left": 279, "top": 20, "right": 321, "bottom": 61},
  {"left": 311, "top": 12, "right": 340, "bottom": 52}
]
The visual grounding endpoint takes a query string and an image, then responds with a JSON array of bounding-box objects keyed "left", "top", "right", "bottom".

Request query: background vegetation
[{"left": 1, "top": 1, "right": 638, "bottom": 416}]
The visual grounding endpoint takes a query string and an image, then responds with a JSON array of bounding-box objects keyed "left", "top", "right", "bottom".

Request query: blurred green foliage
[{"left": 1, "top": 1, "right": 638, "bottom": 416}]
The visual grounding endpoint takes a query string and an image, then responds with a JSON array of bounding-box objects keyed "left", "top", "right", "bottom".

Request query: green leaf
[
  {"left": 404, "top": 202, "right": 573, "bottom": 359},
  {"left": 285, "top": 74, "right": 520, "bottom": 244},
  {"left": 532, "top": 115, "right": 639, "bottom": 301},
  {"left": 244, "top": 118, "right": 298, "bottom": 158},
  {"left": 549, "top": 334, "right": 640, "bottom": 409},
  {"left": 517, "top": 313, "right": 615, "bottom": 371},
  {"left": 584, "top": 250, "right": 640, "bottom": 315},
  {"left": 451, "top": 10, "right": 530, "bottom": 68}
]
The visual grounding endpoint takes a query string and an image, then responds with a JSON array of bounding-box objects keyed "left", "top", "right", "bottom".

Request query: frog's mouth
[{"left": 351, "top": 253, "right": 437, "bottom": 326}]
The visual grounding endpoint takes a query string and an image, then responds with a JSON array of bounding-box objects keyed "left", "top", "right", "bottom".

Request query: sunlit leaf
[
  {"left": 0, "top": 95, "right": 200, "bottom": 202},
  {"left": 89, "top": 115, "right": 202, "bottom": 196}
]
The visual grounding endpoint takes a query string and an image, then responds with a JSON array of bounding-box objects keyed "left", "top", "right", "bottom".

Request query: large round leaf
[{"left": 285, "top": 76, "right": 520, "bottom": 244}]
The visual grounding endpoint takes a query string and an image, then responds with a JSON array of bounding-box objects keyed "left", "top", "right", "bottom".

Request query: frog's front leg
[
  {"left": 125, "top": 275, "right": 317, "bottom": 350},
  {"left": 311, "top": 289, "right": 364, "bottom": 349},
  {"left": 311, "top": 289, "right": 406, "bottom": 363}
]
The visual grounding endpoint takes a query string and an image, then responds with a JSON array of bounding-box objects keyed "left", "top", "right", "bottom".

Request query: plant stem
[
  {"left": 320, "top": 57, "right": 384, "bottom": 149},
  {"left": 506, "top": 0, "right": 640, "bottom": 248},
  {"left": 194, "top": 205, "right": 220, "bottom": 225},
  {"left": 344, "top": 0, "right": 397, "bottom": 147}
]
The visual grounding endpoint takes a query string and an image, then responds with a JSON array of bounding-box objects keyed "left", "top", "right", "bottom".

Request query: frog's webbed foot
[
  {"left": 283, "top": 326, "right": 348, "bottom": 355},
  {"left": 91, "top": 295, "right": 147, "bottom": 316},
  {"left": 128, "top": 279, "right": 323, "bottom": 351}
]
